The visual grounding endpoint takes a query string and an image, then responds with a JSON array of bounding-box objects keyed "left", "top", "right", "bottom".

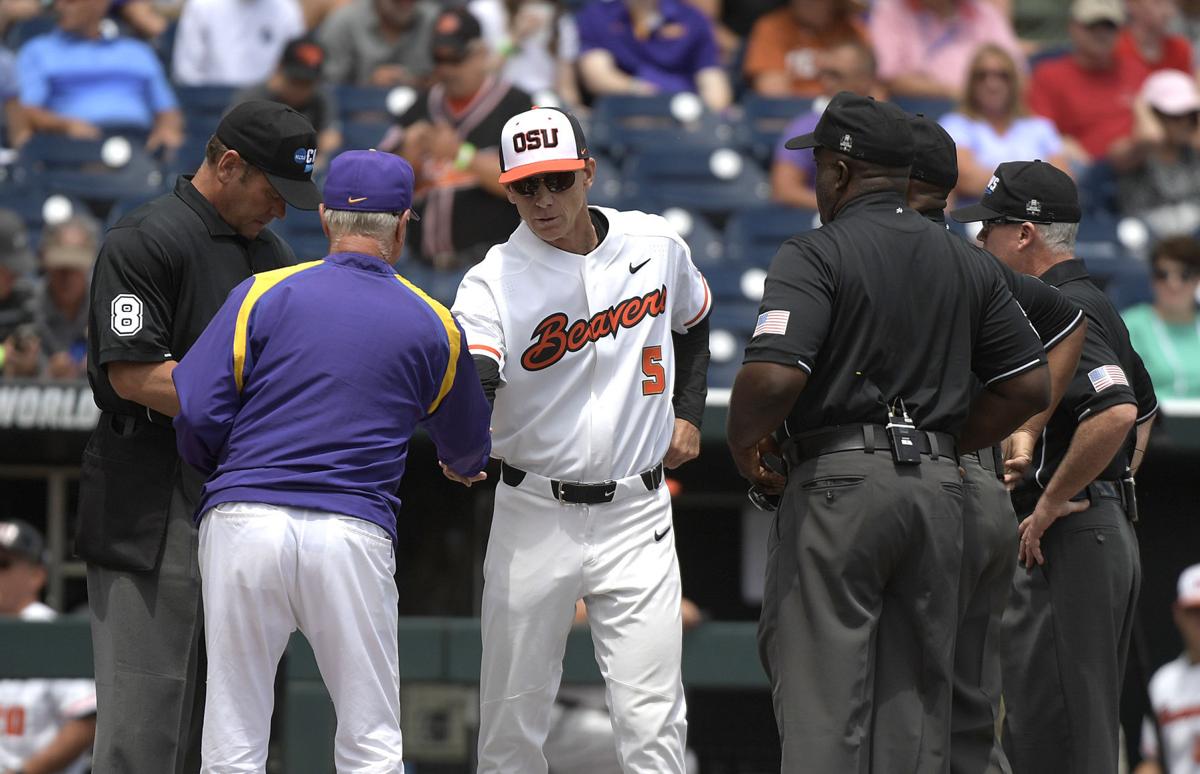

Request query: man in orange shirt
[{"left": 742, "top": 0, "right": 865, "bottom": 98}]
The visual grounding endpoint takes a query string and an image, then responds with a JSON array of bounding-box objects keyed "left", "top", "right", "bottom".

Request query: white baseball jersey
[
  {"left": 0, "top": 603, "right": 96, "bottom": 774},
  {"left": 452, "top": 206, "right": 710, "bottom": 481},
  {"left": 1141, "top": 654, "right": 1200, "bottom": 773}
]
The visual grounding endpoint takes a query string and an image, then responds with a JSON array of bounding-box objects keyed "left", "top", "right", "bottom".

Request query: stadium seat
[
  {"left": 176, "top": 85, "right": 237, "bottom": 139},
  {"left": 1103, "top": 262, "right": 1153, "bottom": 310},
  {"left": 15, "top": 134, "right": 166, "bottom": 213},
  {"left": 588, "top": 94, "right": 737, "bottom": 161},
  {"left": 659, "top": 208, "right": 724, "bottom": 266},
  {"left": 736, "top": 95, "right": 815, "bottom": 165},
  {"left": 340, "top": 121, "right": 392, "bottom": 153},
  {"left": 335, "top": 86, "right": 393, "bottom": 123},
  {"left": 891, "top": 96, "right": 956, "bottom": 120},
  {"left": 589, "top": 153, "right": 625, "bottom": 209},
  {"left": 273, "top": 208, "right": 327, "bottom": 262},
  {"left": 706, "top": 303, "right": 759, "bottom": 388},
  {"left": 621, "top": 148, "right": 769, "bottom": 218},
  {"left": 724, "top": 205, "right": 820, "bottom": 266},
  {"left": 4, "top": 13, "right": 54, "bottom": 49}
]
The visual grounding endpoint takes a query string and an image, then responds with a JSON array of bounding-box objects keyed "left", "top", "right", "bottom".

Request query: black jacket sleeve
[{"left": 671, "top": 314, "right": 709, "bottom": 428}]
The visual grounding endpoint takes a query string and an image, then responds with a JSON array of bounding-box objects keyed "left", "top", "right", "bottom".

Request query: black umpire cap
[
  {"left": 951, "top": 160, "right": 1081, "bottom": 224},
  {"left": 908, "top": 114, "right": 959, "bottom": 191},
  {"left": 785, "top": 91, "right": 914, "bottom": 167},
  {"left": 217, "top": 100, "right": 322, "bottom": 210}
]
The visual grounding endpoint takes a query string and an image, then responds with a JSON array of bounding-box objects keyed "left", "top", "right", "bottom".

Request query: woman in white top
[
  {"left": 940, "top": 43, "right": 1072, "bottom": 201},
  {"left": 468, "top": 0, "right": 582, "bottom": 108}
]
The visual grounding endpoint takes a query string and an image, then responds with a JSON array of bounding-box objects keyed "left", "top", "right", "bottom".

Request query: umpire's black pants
[
  {"left": 758, "top": 450, "right": 964, "bottom": 774},
  {"left": 951, "top": 455, "right": 1017, "bottom": 774},
  {"left": 1000, "top": 488, "right": 1140, "bottom": 774}
]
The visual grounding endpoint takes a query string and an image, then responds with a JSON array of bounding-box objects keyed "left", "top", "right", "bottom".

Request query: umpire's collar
[
  {"left": 175, "top": 175, "right": 240, "bottom": 240},
  {"left": 1038, "top": 258, "right": 1089, "bottom": 287},
  {"left": 832, "top": 189, "right": 907, "bottom": 221}
]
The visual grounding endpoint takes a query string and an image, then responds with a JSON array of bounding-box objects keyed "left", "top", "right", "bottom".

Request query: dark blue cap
[{"left": 323, "top": 150, "right": 420, "bottom": 220}]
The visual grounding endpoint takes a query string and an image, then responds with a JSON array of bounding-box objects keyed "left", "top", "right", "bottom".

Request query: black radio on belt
[
  {"left": 885, "top": 398, "right": 922, "bottom": 465},
  {"left": 1121, "top": 469, "right": 1139, "bottom": 523}
]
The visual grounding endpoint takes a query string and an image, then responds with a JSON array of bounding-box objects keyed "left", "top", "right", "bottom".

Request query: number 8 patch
[{"left": 111, "top": 293, "right": 144, "bottom": 336}]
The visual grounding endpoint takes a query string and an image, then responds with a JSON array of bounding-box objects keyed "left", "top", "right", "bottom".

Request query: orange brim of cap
[{"left": 498, "top": 158, "right": 585, "bottom": 184}]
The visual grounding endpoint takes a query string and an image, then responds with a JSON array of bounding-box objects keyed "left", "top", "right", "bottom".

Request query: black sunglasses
[
  {"left": 509, "top": 171, "right": 578, "bottom": 197},
  {"left": 1152, "top": 265, "right": 1198, "bottom": 282}
]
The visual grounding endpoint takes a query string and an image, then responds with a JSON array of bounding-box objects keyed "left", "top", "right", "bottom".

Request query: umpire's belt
[
  {"left": 782, "top": 424, "right": 958, "bottom": 466},
  {"left": 500, "top": 461, "right": 664, "bottom": 505},
  {"left": 963, "top": 444, "right": 1005, "bottom": 480},
  {"left": 1010, "top": 479, "right": 1129, "bottom": 518}
]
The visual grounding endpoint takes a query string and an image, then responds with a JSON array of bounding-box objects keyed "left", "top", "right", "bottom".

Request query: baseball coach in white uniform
[{"left": 451, "top": 106, "right": 713, "bottom": 774}]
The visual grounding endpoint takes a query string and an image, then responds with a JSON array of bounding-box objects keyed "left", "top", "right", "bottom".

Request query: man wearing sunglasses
[
  {"left": 953, "top": 160, "right": 1159, "bottom": 774},
  {"left": 453, "top": 106, "right": 711, "bottom": 774}
]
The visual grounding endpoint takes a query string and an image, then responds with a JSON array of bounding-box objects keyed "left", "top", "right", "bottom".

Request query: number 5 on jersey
[{"left": 642, "top": 345, "right": 665, "bottom": 395}]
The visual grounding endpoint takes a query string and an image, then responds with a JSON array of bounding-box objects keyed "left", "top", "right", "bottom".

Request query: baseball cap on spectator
[
  {"left": 431, "top": 7, "right": 482, "bottom": 63},
  {"left": 323, "top": 149, "right": 420, "bottom": 220},
  {"left": 42, "top": 242, "right": 94, "bottom": 272},
  {"left": 908, "top": 114, "right": 959, "bottom": 191},
  {"left": 0, "top": 210, "right": 35, "bottom": 277},
  {"left": 951, "top": 160, "right": 1082, "bottom": 224},
  {"left": 498, "top": 107, "right": 589, "bottom": 184},
  {"left": 0, "top": 519, "right": 46, "bottom": 565},
  {"left": 785, "top": 91, "right": 914, "bottom": 167},
  {"left": 1071, "top": 0, "right": 1124, "bottom": 25},
  {"left": 1178, "top": 564, "right": 1200, "bottom": 609},
  {"left": 1141, "top": 69, "right": 1200, "bottom": 117},
  {"left": 216, "top": 100, "right": 322, "bottom": 210},
  {"left": 281, "top": 38, "right": 325, "bottom": 82}
]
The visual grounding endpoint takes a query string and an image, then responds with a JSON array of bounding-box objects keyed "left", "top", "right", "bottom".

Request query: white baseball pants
[
  {"left": 197, "top": 502, "right": 403, "bottom": 774},
  {"left": 478, "top": 481, "right": 687, "bottom": 774}
]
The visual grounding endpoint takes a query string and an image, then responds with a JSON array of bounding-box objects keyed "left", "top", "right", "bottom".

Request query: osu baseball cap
[
  {"left": 0, "top": 519, "right": 46, "bottom": 565},
  {"left": 785, "top": 91, "right": 914, "bottom": 168},
  {"left": 0, "top": 209, "right": 35, "bottom": 276},
  {"left": 1177, "top": 564, "right": 1200, "bottom": 609},
  {"left": 1071, "top": 0, "right": 1124, "bottom": 25},
  {"left": 323, "top": 149, "right": 420, "bottom": 220},
  {"left": 951, "top": 160, "right": 1081, "bottom": 224},
  {"left": 1141, "top": 69, "right": 1200, "bottom": 116},
  {"left": 908, "top": 114, "right": 959, "bottom": 191},
  {"left": 280, "top": 37, "right": 325, "bottom": 81},
  {"left": 498, "top": 107, "right": 589, "bottom": 184},
  {"left": 431, "top": 7, "right": 482, "bottom": 63},
  {"left": 216, "top": 100, "right": 321, "bottom": 210}
]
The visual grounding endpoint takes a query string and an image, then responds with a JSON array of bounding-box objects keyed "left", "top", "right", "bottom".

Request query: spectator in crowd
[
  {"left": 16, "top": 0, "right": 183, "bottom": 150},
  {"left": 1122, "top": 236, "right": 1200, "bottom": 399},
  {"left": 0, "top": 210, "right": 39, "bottom": 379},
  {"left": 770, "top": 39, "right": 877, "bottom": 210},
  {"left": 317, "top": 0, "right": 438, "bottom": 87},
  {"left": 33, "top": 216, "right": 97, "bottom": 382},
  {"left": 1135, "top": 563, "right": 1200, "bottom": 774},
  {"left": 1180, "top": 0, "right": 1200, "bottom": 53},
  {"left": 234, "top": 38, "right": 343, "bottom": 168},
  {"left": 171, "top": 0, "right": 304, "bottom": 86},
  {"left": 0, "top": 519, "right": 97, "bottom": 774},
  {"left": 1028, "top": 0, "right": 1145, "bottom": 167},
  {"left": 469, "top": 0, "right": 582, "bottom": 108},
  {"left": 742, "top": 0, "right": 866, "bottom": 98},
  {"left": 379, "top": 7, "right": 530, "bottom": 268},
  {"left": 940, "top": 43, "right": 1071, "bottom": 200},
  {"left": 868, "top": 0, "right": 1024, "bottom": 99},
  {"left": 576, "top": 0, "right": 732, "bottom": 113},
  {"left": 0, "top": 34, "right": 25, "bottom": 148},
  {"left": 1118, "top": 0, "right": 1192, "bottom": 75},
  {"left": 112, "top": 0, "right": 171, "bottom": 41},
  {"left": 1119, "top": 69, "right": 1200, "bottom": 236}
]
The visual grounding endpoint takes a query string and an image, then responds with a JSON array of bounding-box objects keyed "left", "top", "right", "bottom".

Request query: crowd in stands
[{"left": 0, "top": 0, "right": 1199, "bottom": 391}]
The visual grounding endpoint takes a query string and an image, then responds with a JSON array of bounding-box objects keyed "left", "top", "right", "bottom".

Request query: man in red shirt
[
  {"left": 1029, "top": 0, "right": 1146, "bottom": 166},
  {"left": 1117, "top": 0, "right": 1193, "bottom": 74}
]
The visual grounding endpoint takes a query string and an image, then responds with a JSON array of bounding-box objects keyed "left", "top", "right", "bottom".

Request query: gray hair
[
  {"left": 1034, "top": 221, "right": 1078, "bottom": 255},
  {"left": 323, "top": 208, "right": 402, "bottom": 260}
]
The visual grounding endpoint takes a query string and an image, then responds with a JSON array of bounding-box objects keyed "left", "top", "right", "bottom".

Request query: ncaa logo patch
[
  {"left": 1026, "top": 199, "right": 1042, "bottom": 216},
  {"left": 293, "top": 147, "right": 316, "bottom": 173},
  {"left": 839, "top": 133, "right": 853, "bottom": 152}
]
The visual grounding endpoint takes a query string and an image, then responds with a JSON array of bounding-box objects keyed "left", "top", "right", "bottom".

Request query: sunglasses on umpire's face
[{"left": 508, "top": 171, "right": 578, "bottom": 197}]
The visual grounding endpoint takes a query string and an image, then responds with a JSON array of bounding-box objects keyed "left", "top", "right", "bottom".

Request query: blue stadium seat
[
  {"left": 340, "top": 121, "right": 391, "bottom": 153},
  {"left": 4, "top": 14, "right": 54, "bottom": 49},
  {"left": 16, "top": 134, "right": 166, "bottom": 211},
  {"left": 177, "top": 85, "right": 237, "bottom": 140},
  {"left": 621, "top": 148, "right": 769, "bottom": 218},
  {"left": 589, "top": 153, "right": 625, "bottom": 209},
  {"left": 1103, "top": 262, "right": 1153, "bottom": 310},
  {"left": 706, "top": 303, "right": 759, "bottom": 388},
  {"left": 891, "top": 96, "right": 956, "bottom": 120},
  {"left": 1075, "top": 212, "right": 1132, "bottom": 277},
  {"left": 273, "top": 208, "right": 327, "bottom": 262},
  {"left": 724, "top": 205, "right": 820, "bottom": 266},
  {"left": 588, "top": 95, "right": 737, "bottom": 161},
  {"left": 335, "top": 86, "right": 393, "bottom": 123},
  {"left": 655, "top": 208, "right": 724, "bottom": 266},
  {"left": 736, "top": 95, "right": 814, "bottom": 165}
]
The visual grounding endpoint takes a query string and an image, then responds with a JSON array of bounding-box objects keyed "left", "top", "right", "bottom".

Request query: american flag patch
[
  {"left": 753, "top": 310, "right": 790, "bottom": 337},
  {"left": 1088, "top": 365, "right": 1129, "bottom": 392}
]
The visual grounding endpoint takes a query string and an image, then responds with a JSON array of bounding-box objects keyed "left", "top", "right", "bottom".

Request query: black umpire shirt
[
  {"left": 743, "top": 191, "right": 1046, "bottom": 436},
  {"left": 1022, "top": 258, "right": 1157, "bottom": 490},
  {"left": 77, "top": 175, "right": 296, "bottom": 571}
]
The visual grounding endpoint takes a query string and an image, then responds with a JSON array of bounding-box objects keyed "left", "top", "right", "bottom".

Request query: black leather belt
[
  {"left": 782, "top": 424, "right": 958, "bottom": 466},
  {"left": 499, "top": 461, "right": 664, "bottom": 505},
  {"left": 965, "top": 445, "right": 1004, "bottom": 480}
]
